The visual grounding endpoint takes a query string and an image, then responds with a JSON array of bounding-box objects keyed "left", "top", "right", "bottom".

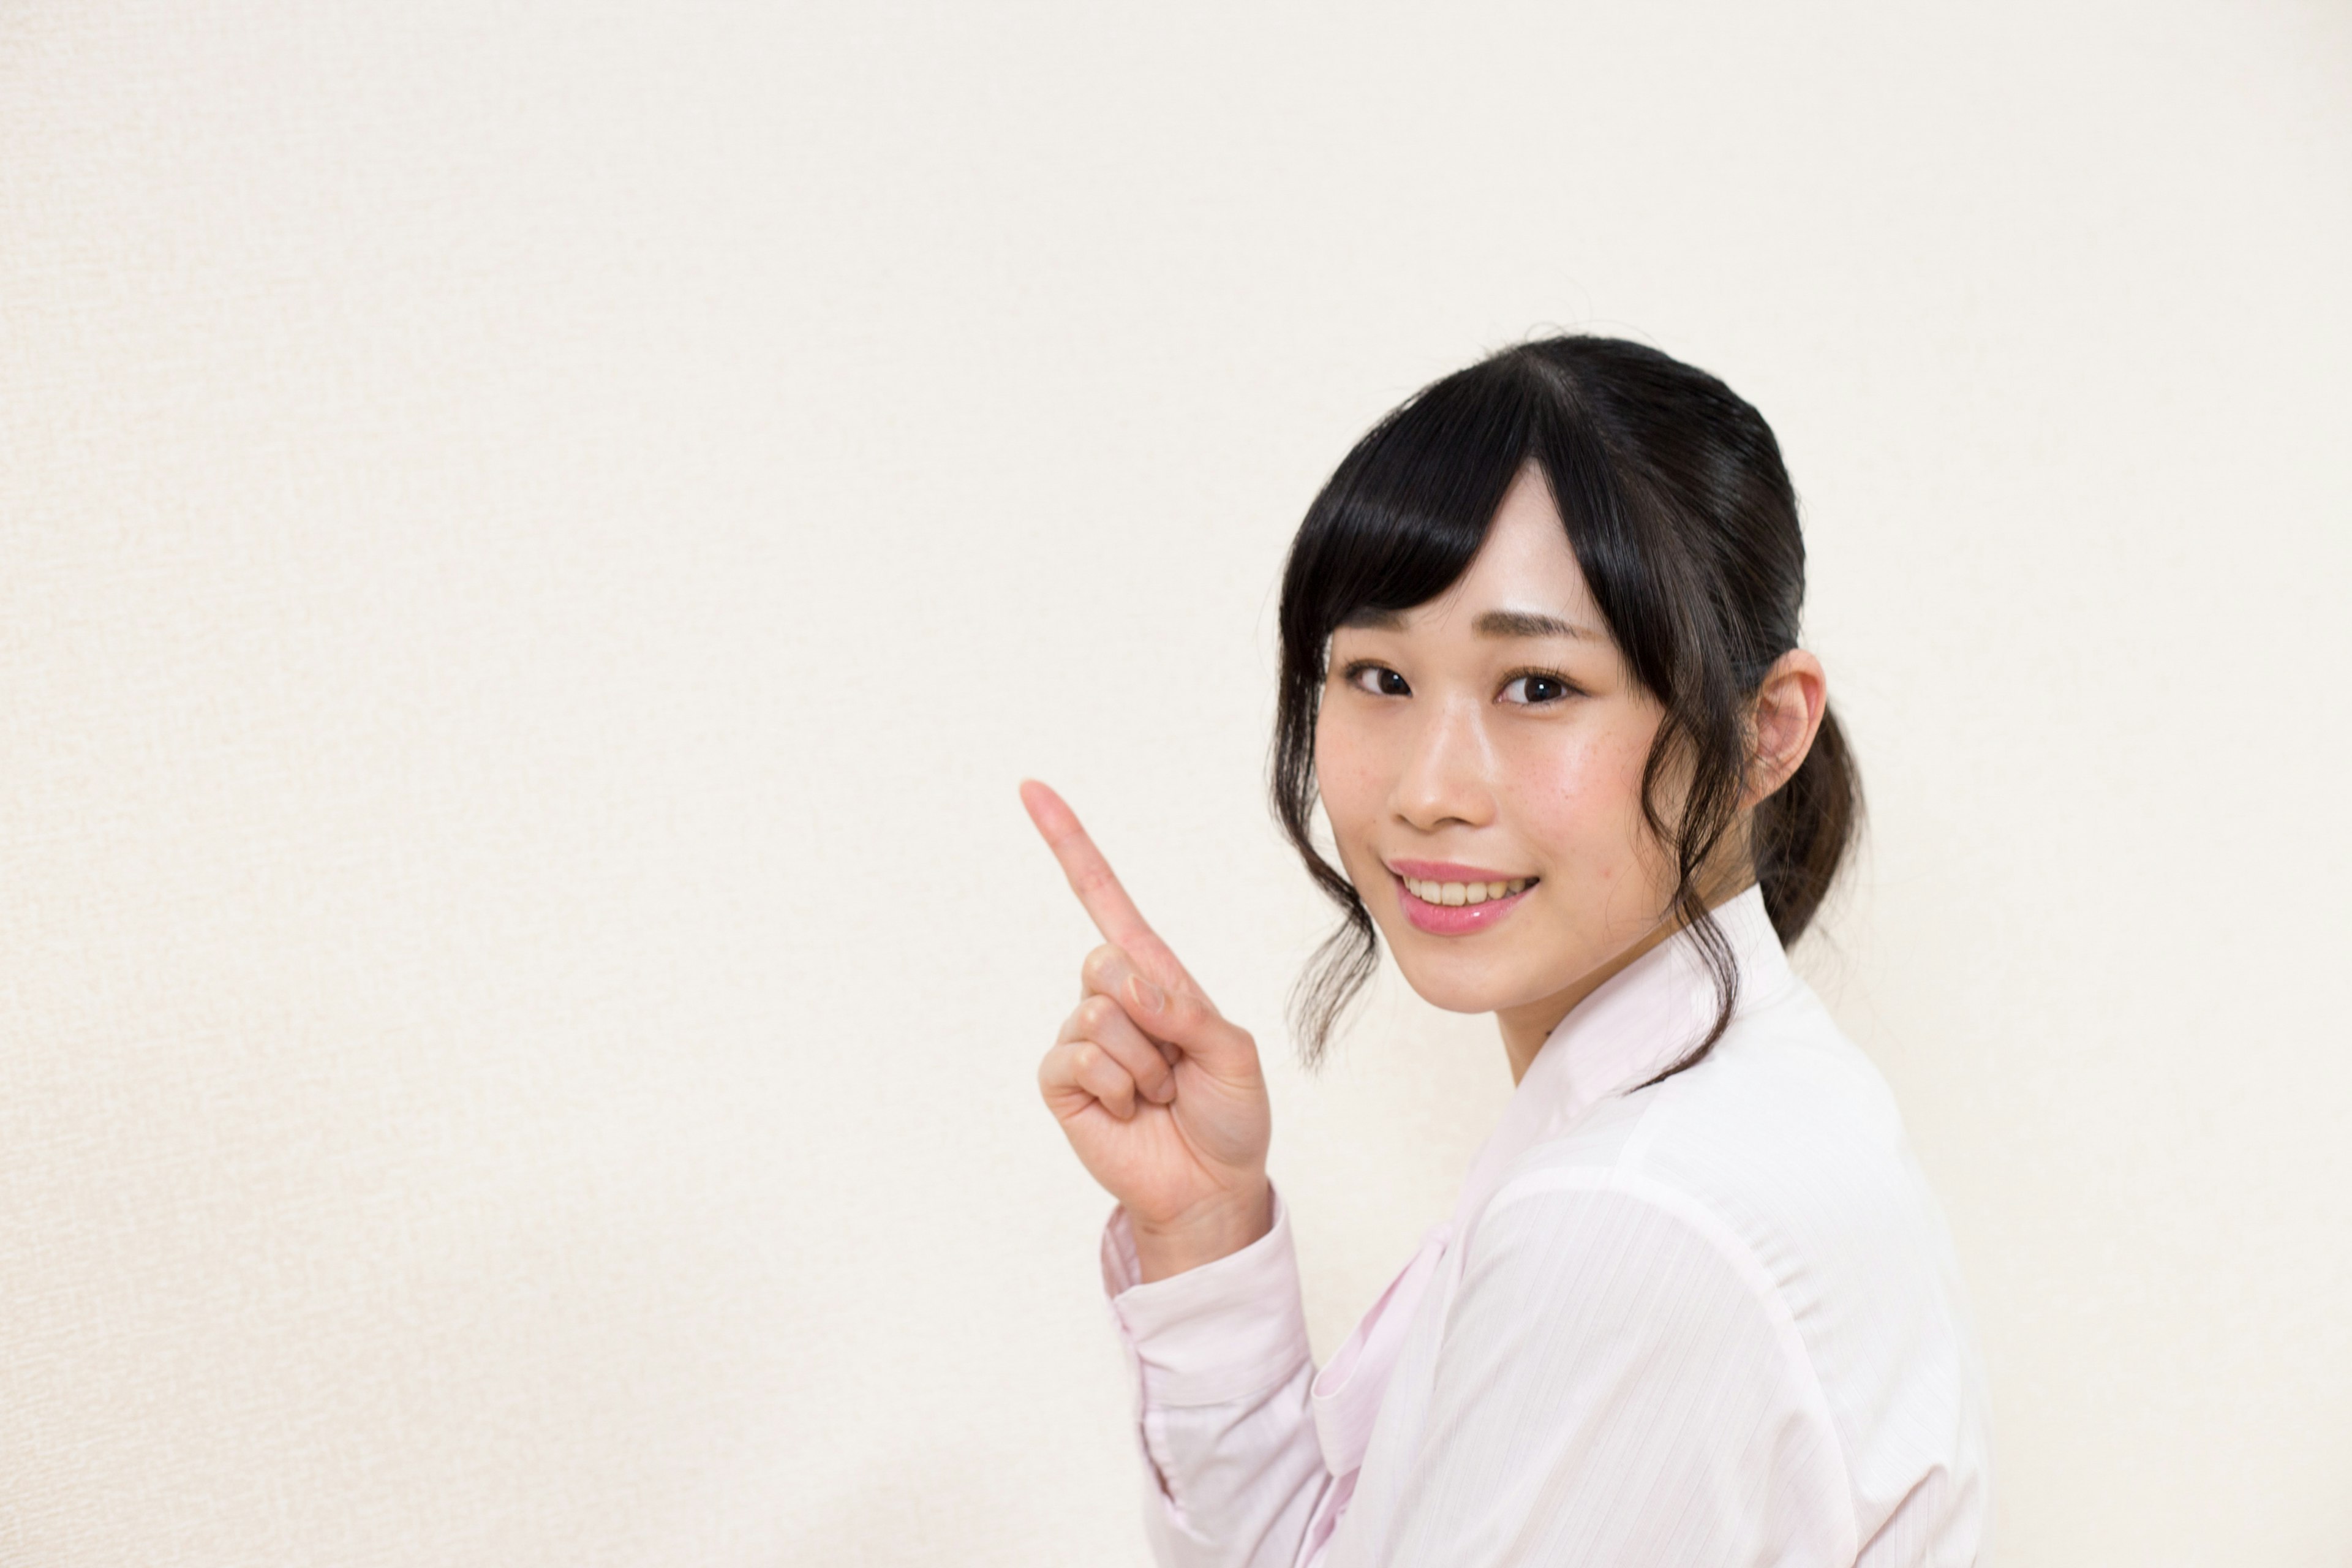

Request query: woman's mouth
[{"left": 1389, "top": 865, "right": 1539, "bottom": 936}]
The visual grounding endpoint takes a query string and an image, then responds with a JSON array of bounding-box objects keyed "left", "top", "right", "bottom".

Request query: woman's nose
[{"left": 1387, "top": 696, "right": 1496, "bottom": 832}]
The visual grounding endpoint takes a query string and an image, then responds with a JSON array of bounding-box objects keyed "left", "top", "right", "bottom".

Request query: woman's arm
[
  {"left": 1375, "top": 1169, "right": 1856, "bottom": 1567},
  {"left": 1020, "top": 783, "right": 1314, "bottom": 1559},
  {"left": 1102, "top": 1189, "right": 1333, "bottom": 1568}
]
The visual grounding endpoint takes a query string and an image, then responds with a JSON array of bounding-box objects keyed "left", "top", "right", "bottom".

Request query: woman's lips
[{"left": 1391, "top": 870, "right": 1537, "bottom": 936}]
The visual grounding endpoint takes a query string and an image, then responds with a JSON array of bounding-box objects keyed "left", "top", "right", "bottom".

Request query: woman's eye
[
  {"left": 1501, "top": 673, "right": 1574, "bottom": 705},
  {"left": 1346, "top": 663, "right": 1410, "bottom": 696}
]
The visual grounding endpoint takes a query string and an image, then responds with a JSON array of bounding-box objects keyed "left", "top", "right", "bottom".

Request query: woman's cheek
[
  {"left": 1509, "top": 730, "right": 1647, "bottom": 932},
  {"left": 1509, "top": 734, "right": 1607, "bottom": 858},
  {"left": 1579, "top": 725, "right": 1678, "bottom": 928},
  {"left": 1314, "top": 717, "right": 1381, "bottom": 831}
]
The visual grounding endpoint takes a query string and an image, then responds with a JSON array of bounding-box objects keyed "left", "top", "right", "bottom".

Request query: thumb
[{"left": 1126, "top": 972, "right": 1258, "bottom": 1078}]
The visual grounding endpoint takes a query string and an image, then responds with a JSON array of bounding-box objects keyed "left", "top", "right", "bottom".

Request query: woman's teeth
[{"left": 1400, "top": 876, "right": 1531, "bottom": 907}]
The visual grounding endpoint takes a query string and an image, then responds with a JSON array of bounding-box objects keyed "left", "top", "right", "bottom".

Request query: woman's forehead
[{"left": 1458, "top": 472, "right": 1596, "bottom": 611}]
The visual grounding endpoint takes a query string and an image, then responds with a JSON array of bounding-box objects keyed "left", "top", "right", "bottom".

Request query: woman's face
[{"left": 1314, "top": 461, "right": 1683, "bottom": 1056}]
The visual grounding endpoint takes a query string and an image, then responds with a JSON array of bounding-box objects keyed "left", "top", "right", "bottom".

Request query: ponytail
[{"left": 1751, "top": 702, "right": 1862, "bottom": 944}]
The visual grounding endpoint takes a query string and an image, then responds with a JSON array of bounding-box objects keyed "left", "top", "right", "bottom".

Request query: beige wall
[{"left": 4, "top": 2, "right": 2348, "bottom": 1563}]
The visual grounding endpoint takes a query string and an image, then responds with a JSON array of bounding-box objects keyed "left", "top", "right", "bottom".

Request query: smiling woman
[
  {"left": 1277, "top": 337, "right": 1858, "bottom": 1086},
  {"left": 1022, "top": 336, "right": 1989, "bottom": 1567}
]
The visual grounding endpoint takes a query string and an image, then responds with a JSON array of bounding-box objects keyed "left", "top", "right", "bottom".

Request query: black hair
[{"left": 1271, "top": 334, "right": 1861, "bottom": 1082}]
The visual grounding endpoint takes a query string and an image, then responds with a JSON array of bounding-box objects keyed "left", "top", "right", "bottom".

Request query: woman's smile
[{"left": 1387, "top": 858, "right": 1540, "bottom": 936}]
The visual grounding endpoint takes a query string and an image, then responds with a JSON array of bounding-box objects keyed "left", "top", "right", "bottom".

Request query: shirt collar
[{"left": 1448, "top": 883, "right": 1794, "bottom": 1229}]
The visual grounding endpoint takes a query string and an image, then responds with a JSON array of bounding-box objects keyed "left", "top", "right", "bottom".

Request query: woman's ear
[{"left": 1743, "top": 649, "right": 1828, "bottom": 809}]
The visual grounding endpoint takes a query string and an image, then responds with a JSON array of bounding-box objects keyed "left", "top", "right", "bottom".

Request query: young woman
[{"left": 1020, "top": 336, "right": 1992, "bottom": 1566}]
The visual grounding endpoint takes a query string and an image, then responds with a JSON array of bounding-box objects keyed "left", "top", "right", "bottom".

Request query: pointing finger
[{"left": 1019, "top": 780, "right": 1189, "bottom": 986}]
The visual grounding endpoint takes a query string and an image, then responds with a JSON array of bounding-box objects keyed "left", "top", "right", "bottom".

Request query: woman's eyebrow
[
  {"left": 1474, "top": 609, "right": 1599, "bottom": 640},
  {"left": 1335, "top": 608, "right": 1600, "bottom": 638},
  {"left": 1338, "top": 608, "right": 1408, "bottom": 630}
]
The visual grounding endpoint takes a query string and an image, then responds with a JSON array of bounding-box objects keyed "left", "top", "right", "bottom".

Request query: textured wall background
[{"left": 4, "top": 2, "right": 2347, "bottom": 1564}]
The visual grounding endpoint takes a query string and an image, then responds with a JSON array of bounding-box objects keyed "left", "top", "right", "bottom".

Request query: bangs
[
  {"left": 1281, "top": 358, "right": 1535, "bottom": 658},
  {"left": 1277, "top": 354, "right": 1648, "bottom": 674}
]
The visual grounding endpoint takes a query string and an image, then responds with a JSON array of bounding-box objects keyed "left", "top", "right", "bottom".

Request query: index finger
[{"left": 1018, "top": 779, "right": 1189, "bottom": 986}]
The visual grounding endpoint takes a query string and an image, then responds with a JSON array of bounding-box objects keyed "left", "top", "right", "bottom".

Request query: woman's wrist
[{"left": 1128, "top": 1181, "right": 1274, "bottom": 1283}]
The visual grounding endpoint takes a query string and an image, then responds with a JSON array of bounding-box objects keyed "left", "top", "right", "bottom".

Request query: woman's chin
[{"left": 1387, "top": 954, "right": 1532, "bottom": 1017}]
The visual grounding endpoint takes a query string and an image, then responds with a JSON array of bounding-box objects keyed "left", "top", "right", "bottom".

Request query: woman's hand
[{"left": 1020, "top": 780, "right": 1272, "bottom": 1281}]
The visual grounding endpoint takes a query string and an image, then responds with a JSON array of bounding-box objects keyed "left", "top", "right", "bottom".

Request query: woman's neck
[{"left": 1495, "top": 869, "right": 1758, "bottom": 1086}]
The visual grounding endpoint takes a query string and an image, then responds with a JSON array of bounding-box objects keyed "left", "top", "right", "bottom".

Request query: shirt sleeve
[
  {"left": 1101, "top": 1185, "right": 1333, "bottom": 1568},
  {"left": 1375, "top": 1169, "right": 1857, "bottom": 1567}
]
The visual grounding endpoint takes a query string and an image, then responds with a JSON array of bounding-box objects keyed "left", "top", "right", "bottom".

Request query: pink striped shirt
[{"left": 1099, "top": 886, "right": 1994, "bottom": 1566}]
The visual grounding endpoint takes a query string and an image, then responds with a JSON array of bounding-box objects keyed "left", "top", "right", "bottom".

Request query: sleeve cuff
[{"left": 1099, "top": 1186, "right": 1314, "bottom": 1407}]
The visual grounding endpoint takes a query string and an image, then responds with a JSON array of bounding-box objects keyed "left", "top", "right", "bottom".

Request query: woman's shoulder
[
  {"left": 1471, "top": 978, "right": 1995, "bottom": 1553},
  {"left": 1645, "top": 980, "right": 1925, "bottom": 1200},
  {"left": 1492, "top": 977, "right": 1959, "bottom": 1305}
]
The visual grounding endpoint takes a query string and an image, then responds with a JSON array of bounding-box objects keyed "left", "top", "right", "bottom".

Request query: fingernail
[
  {"left": 1149, "top": 1079, "right": 1177, "bottom": 1104},
  {"left": 1130, "top": 977, "right": 1164, "bottom": 1015}
]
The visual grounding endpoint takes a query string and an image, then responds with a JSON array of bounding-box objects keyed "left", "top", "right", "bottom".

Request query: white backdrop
[{"left": 4, "top": 2, "right": 2348, "bottom": 1564}]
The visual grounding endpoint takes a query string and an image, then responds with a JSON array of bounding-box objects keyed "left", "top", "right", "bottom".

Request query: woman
[{"left": 1020, "top": 336, "right": 1993, "bottom": 1566}]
